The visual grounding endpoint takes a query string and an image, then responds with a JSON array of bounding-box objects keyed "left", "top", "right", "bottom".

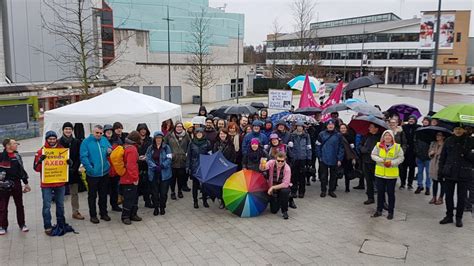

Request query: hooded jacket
[
  {"left": 136, "top": 123, "right": 152, "bottom": 171},
  {"left": 288, "top": 130, "right": 312, "bottom": 161},
  {"left": 80, "top": 134, "right": 111, "bottom": 177},
  {"left": 146, "top": 133, "right": 172, "bottom": 182},
  {"left": 120, "top": 139, "right": 139, "bottom": 185},
  {"left": 198, "top": 106, "right": 208, "bottom": 117},
  {"left": 438, "top": 134, "right": 474, "bottom": 182},
  {"left": 34, "top": 142, "right": 66, "bottom": 188},
  {"left": 273, "top": 120, "right": 291, "bottom": 144},
  {"left": 262, "top": 120, "right": 274, "bottom": 139},
  {"left": 186, "top": 137, "right": 211, "bottom": 176},
  {"left": 242, "top": 131, "right": 268, "bottom": 156},
  {"left": 371, "top": 130, "right": 405, "bottom": 179},
  {"left": 165, "top": 129, "right": 191, "bottom": 169}
]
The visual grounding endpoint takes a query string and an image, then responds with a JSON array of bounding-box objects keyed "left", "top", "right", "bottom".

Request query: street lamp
[
  {"left": 163, "top": 5, "right": 174, "bottom": 102},
  {"left": 429, "top": 0, "right": 442, "bottom": 113},
  {"left": 236, "top": 23, "right": 240, "bottom": 104}
]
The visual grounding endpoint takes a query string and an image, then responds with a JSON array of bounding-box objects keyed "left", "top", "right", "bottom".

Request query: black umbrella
[
  {"left": 294, "top": 106, "right": 323, "bottom": 115},
  {"left": 415, "top": 126, "right": 452, "bottom": 142},
  {"left": 344, "top": 76, "right": 383, "bottom": 93},
  {"left": 348, "top": 115, "right": 388, "bottom": 135},
  {"left": 321, "top": 103, "right": 349, "bottom": 115},
  {"left": 209, "top": 106, "right": 229, "bottom": 119},
  {"left": 250, "top": 102, "right": 268, "bottom": 109},
  {"left": 346, "top": 102, "right": 384, "bottom": 118},
  {"left": 224, "top": 105, "right": 258, "bottom": 115}
]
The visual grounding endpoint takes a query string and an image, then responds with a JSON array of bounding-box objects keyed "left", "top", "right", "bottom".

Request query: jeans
[
  {"left": 0, "top": 180, "right": 25, "bottom": 229},
  {"left": 151, "top": 179, "right": 170, "bottom": 209},
  {"left": 416, "top": 159, "right": 431, "bottom": 188},
  {"left": 171, "top": 168, "right": 186, "bottom": 193},
  {"left": 376, "top": 177, "right": 396, "bottom": 214},
  {"left": 41, "top": 186, "right": 66, "bottom": 230},
  {"left": 399, "top": 162, "right": 415, "bottom": 187},
  {"left": 291, "top": 160, "right": 306, "bottom": 195},
  {"left": 269, "top": 188, "right": 290, "bottom": 214},
  {"left": 69, "top": 183, "right": 79, "bottom": 213},
  {"left": 432, "top": 180, "right": 445, "bottom": 198},
  {"left": 445, "top": 180, "right": 468, "bottom": 219},
  {"left": 87, "top": 175, "right": 109, "bottom": 218},
  {"left": 319, "top": 161, "right": 338, "bottom": 193},
  {"left": 108, "top": 175, "right": 120, "bottom": 208},
  {"left": 363, "top": 162, "right": 376, "bottom": 200},
  {"left": 121, "top": 184, "right": 138, "bottom": 220}
]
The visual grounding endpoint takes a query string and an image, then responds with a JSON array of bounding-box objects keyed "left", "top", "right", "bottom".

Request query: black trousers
[
  {"left": 192, "top": 176, "right": 207, "bottom": 202},
  {"left": 466, "top": 179, "right": 474, "bottom": 210},
  {"left": 445, "top": 180, "right": 468, "bottom": 219},
  {"left": 121, "top": 184, "right": 138, "bottom": 219},
  {"left": 138, "top": 170, "right": 151, "bottom": 204},
  {"left": 319, "top": 161, "right": 337, "bottom": 193},
  {"left": 363, "top": 162, "right": 376, "bottom": 200},
  {"left": 291, "top": 160, "right": 306, "bottom": 195},
  {"left": 342, "top": 159, "right": 353, "bottom": 190},
  {"left": 269, "top": 188, "right": 290, "bottom": 214},
  {"left": 171, "top": 168, "right": 186, "bottom": 193},
  {"left": 376, "top": 177, "right": 396, "bottom": 214},
  {"left": 87, "top": 175, "right": 109, "bottom": 218},
  {"left": 432, "top": 180, "right": 445, "bottom": 198},
  {"left": 151, "top": 179, "right": 170, "bottom": 209},
  {"left": 399, "top": 162, "right": 415, "bottom": 187},
  {"left": 108, "top": 175, "right": 120, "bottom": 208}
]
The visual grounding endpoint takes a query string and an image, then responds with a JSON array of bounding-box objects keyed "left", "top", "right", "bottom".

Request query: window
[
  {"left": 456, "top": 32, "right": 462, "bottom": 42},
  {"left": 101, "top": 11, "right": 113, "bottom": 24},
  {"left": 102, "top": 43, "right": 114, "bottom": 58},
  {"left": 231, "top": 79, "right": 243, "bottom": 98},
  {"left": 101, "top": 27, "right": 113, "bottom": 42}
]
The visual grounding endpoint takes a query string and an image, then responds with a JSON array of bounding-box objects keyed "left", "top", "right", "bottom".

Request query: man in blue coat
[
  {"left": 316, "top": 120, "right": 344, "bottom": 198},
  {"left": 242, "top": 120, "right": 268, "bottom": 156},
  {"left": 80, "top": 125, "right": 112, "bottom": 224}
]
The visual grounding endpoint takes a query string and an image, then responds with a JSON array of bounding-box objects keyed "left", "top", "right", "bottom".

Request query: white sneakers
[
  {"left": 0, "top": 226, "right": 29, "bottom": 235},
  {"left": 21, "top": 225, "right": 29, "bottom": 232},
  {"left": 0, "top": 227, "right": 6, "bottom": 235}
]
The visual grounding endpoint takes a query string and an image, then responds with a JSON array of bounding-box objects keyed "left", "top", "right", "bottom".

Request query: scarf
[
  {"left": 229, "top": 134, "right": 240, "bottom": 152},
  {"left": 174, "top": 130, "right": 186, "bottom": 140},
  {"left": 193, "top": 137, "right": 207, "bottom": 146},
  {"left": 272, "top": 163, "right": 284, "bottom": 185},
  {"left": 60, "top": 135, "right": 73, "bottom": 147}
]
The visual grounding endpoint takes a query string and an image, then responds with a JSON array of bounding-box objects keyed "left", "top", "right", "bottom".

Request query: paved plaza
[{"left": 1, "top": 88, "right": 473, "bottom": 265}]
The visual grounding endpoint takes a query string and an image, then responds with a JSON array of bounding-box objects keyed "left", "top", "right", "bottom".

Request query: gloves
[
  {"left": 67, "top": 159, "right": 73, "bottom": 166},
  {"left": 384, "top": 160, "right": 392, "bottom": 167},
  {"left": 38, "top": 155, "right": 47, "bottom": 162},
  {"left": 263, "top": 145, "right": 269, "bottom": 150},
  {"left": 288, "top": 141, "right": 294, "bottom": 148},
  {"left": 350, "top": 143, "right": 355, "bottom": 149}
]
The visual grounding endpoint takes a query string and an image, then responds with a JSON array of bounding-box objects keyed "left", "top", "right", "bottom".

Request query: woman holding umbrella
[
  {"left": 371, "top": 130, "right": 405, "bottom": 220},
  {"left": 428, "top": 132, "right": 446, "bottom": 205}
]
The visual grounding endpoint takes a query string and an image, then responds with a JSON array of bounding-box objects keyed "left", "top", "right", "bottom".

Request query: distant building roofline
[{"left": 310, "top": 12, "right": 401, "bottom": 29}]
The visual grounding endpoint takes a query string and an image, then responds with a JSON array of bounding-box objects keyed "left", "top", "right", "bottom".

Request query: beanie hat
[
  {"left": 113, "top": 122, "right": 124, "bottom": 130},
  {"left": 251, "top": 138, "right": 260, "bottom": 146},
  {"left": 269, "top": 133, "right": 279, "bottom": 140},
  {"left": 62, "top": 122, "right": 73, "bottom": 131},
  {"left": 408, "top": 115, "right": 417, "bottom": 121},
  {"left": 126, "top": 131, "right": 141, "bottom": 144},
  {"left": 183, "top": 121, "right": 193, "bottom": 130},
  {"left": 153, "top": 131, "right": 165, "bottom": 138},
  {"left": 252, "top": 120, "right": 263, "bottom": 127},
  {"left": 45, "top": 131, "right": 57, "bottom": 140},
  {"left": 326, "top": 119, "right": 335, "bottom": 125}
]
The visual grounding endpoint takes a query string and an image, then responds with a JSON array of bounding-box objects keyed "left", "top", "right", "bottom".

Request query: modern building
[
  {"left": 266, "top": 11, "right": 471, "bottom": 85},
  {"left": 104, "top": 0, "right": 253, "bottom": 104}
]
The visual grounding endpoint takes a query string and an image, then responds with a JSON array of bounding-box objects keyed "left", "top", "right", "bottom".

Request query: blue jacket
[
  {"left": 80, "top": 135, "right": 111, "bottom": 177},
  {"left": 316, "top": 130, "right": 344, "bottom": 166},
  {"left": 242, "top": 131, "right": 268, "bottom": 155},
  {"left": 145, "top": 144, "right": 172, "bottom": 182},
  {"left": 288, "top": 132, "right": 312, "bottom": 161}
]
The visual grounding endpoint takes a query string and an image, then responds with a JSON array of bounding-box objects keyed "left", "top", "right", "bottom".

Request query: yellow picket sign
[{"left": 41, "top": 148, "right": 69, "bottom": 184}]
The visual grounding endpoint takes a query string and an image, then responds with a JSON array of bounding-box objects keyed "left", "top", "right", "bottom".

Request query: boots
[
  {"left": 130, "top": 206, "right": 142, "bottom": 222},
  {"left": 203, "top": 199, "right": 209, "bottom": 208},
  {"left": 429, "top": 197, "right": 437, "bottom": 204},
  {"left": 122, "top": 208, "right": 132, "bottom": 225},
  {"left": 153, "top": 208, "right": 159, "bottom": 216}
]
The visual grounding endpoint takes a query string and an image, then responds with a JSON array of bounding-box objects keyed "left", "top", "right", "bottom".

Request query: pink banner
[
  {"left": 321, "top": 81, "right": 344, "bottom": 122},
  {"left": 298, "top": 74, "right": 321, "bottom": 108}
]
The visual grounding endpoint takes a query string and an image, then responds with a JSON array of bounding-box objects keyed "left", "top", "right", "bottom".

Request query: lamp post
[
  {"left": 163, "top": 6, "right": 174, "bottom": 102},
  {"left": 236, "top": 23, "right": 240, "bottom": 104},
  {"left": 429, "top": 0, "right": 442, "bottom": 113}
]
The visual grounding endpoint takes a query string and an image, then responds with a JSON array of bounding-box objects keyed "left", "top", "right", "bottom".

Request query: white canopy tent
[{"left": 44, "top": 88, "right": 182, "bottom": 137}]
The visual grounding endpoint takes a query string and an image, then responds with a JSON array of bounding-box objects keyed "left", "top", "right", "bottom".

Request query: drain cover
[{"left": 359, "top": 239, "right": 408, "bottom": 260}]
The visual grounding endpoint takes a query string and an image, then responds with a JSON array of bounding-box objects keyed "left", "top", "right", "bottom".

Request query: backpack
[{"left": 110, "top": 145, "right": 126, "bottom": 176}]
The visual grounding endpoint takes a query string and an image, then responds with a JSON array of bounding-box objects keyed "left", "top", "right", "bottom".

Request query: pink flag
[
  {"left": 321, "top": 81, "right": 344, "bottom": 121},
  {"left": 298, "top": 74, "right": 321, "bottom": 108}
]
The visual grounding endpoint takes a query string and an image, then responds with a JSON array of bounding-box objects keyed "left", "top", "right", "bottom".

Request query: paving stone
[{"left": 359, "top": 239, "right": 408, "bottom": 260}]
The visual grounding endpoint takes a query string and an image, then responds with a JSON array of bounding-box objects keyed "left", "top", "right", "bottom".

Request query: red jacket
[
  {"left": 34, "top": 142, "right": 66, "bottom": 188},
  {"left": 120, "top": 143, "right": 139, "bottom": 185}
]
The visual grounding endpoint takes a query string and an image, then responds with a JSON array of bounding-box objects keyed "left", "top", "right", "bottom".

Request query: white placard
[{"left": 268, "top": 89, "right": 293, "bottom": 110}]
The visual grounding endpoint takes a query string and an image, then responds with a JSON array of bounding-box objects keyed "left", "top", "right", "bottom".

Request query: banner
[
  {"left": 41, "top": 148, "right": 69, "bottom": 184},
  {"left": 321, "top": 81, "right": 344, "bottom": 122},
  {"left": 268, "top": 89, "right": 293, "bottom": 110},
  {"left": 419, "top": 14, "right": 455, "bottom": 49},
  {"left": 298, "top": 74, "right": 321, "bottom": 108}
]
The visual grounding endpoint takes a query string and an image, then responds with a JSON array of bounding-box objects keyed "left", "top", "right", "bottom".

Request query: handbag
[{"left": 335, "top": 167, "right": 344, "bottom": 179}]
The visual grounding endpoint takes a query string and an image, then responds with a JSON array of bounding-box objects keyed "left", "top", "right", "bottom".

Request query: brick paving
[{"left": 0, "top": 156, "right": 472, "bottom": 265}]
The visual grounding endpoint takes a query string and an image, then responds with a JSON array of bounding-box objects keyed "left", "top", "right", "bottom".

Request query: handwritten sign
[
  {"left": 41, "top": 148, "right": 69, "bottom": 184},
  {"left": 268, "top": 89, "right": 293, "bottom": 110}
]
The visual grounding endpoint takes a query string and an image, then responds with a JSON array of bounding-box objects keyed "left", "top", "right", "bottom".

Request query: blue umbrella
[
  {"left": 270, "top": 111, "right": 291, "bottom": 125},
  {"left": 344, "top": 98, "right": 366, "bottom": 104},
  {"left": 287, "top": 75, "right": 320, "bottom": 93},
  {"left": 195, "top": 151, "right": 237, "bottom": 199}
]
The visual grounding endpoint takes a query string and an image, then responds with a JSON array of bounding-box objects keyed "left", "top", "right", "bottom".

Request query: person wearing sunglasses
[
  {"left": 260, "top": 152, "right": 292, "bottom": 220},
  {"left": 80, "top": 125, "right": 112, "bottom": 224}
]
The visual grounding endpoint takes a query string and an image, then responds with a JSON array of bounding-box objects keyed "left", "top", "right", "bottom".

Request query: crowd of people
[{"left": 0, "top": 105, "right": 472, "bottom": 236}]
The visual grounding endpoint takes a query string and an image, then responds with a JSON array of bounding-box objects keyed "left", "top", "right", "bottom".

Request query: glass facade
[
  {"left": 310, "top": 13, "right": 400, "bottom": 30},
  {"left": 266, "top": 49, "right": 433, "bottom": 61}
]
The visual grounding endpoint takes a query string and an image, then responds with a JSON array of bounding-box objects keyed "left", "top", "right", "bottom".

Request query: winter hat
[
  {"left": 269, "top": 133, "right": 279, "bottom": 140},
  {"left": 251, "top": 138, "right": 260, "bottom": 146},
  {"left": 252, "top": 120, "right": 263, "bottom": 127},
  {"left": 103, "top": 124, "right": 113, "bottom": 133},
  {"left": 126, "top": 131, "right": 141, "bottom": 144},
  {"left": 153, "top": 131, "right": 165, "bottom": 138},
  {"left": 174, "top": 121, "right": 184, "bottom": 130},
  {"left": 380, "top": 130, "right": 396, "bottom": 144},
  {"left": 407, "top": 115, "right": 417, "bottom": 121},
  {"left": 62, "top": 122, "right": 73, "bottom": 131},
  {"left": 326, "top": 119, "right": 335, "bottom": 126},
  {"left": 113, "top": 122, "right": 124, "bottom": 130},
  {"left": 45, "top": 131, "right": 57, "bottom": 140},
  {"left": 183, "top": 121, "right": 193, "bottom": 130}
]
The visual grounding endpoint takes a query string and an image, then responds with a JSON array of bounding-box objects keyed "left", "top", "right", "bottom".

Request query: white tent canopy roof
[{"left": 44, "top": 88, "right": 182, "bottom": 136}]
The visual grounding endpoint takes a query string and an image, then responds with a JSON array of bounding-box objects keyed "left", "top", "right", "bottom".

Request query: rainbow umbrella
[{"left": 223, "top": 170, "right": 269, "bottom": 218}]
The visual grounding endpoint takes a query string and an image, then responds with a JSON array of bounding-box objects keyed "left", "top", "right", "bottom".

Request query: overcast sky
[{"left": 209, "top": 0, "right": 474, "bottom": 45}]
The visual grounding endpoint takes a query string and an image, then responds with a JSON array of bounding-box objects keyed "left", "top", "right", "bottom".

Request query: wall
[{"left": 0, "top": 122, "right": 40, "bottom": 140}]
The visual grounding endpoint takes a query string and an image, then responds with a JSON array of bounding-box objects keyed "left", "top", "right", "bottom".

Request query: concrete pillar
[
  {"left": 415, "top": 67, "right": 420, "bottom": 85},
  {"left": 384, "top": 67, "right": 389, "bottom": 85}
]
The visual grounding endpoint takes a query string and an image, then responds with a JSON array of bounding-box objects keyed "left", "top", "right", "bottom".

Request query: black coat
[
  {"left": 0, "top": 150, "right": 29, "bottom": 184},
  {"left": 359, "top": 133, "right": 381, "bottom": 164},
  {"left": 402, "top": 123, "right": 419, "bottom": 165},
  {"left": 186, "top": 138, "right": 211, "bottom": 175},
  {"left": 59, "top": 136, "right": 81, "bottom": 184},
  {"left": 242, "top": 148, "right": 268, "bottom": 172},
  {"left": 213, "top": 139, "right": 237, "bottom": 164},
  {"left": 438, "top": 135, "right": 474, "bottom": 182}
]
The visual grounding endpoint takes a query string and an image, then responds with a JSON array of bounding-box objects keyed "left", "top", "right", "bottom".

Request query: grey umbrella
[
  {"left": 321, "top": 103, "right": 349, "bottom": 115},
  {"left": 346, "top": 102, "right": 384, "bottom": 118},
  {"left": 224, "top": 105, "right": 258, "bottom": 115},
  {"left": 294, "top": 107, "right": 323, "bottom": 115}
]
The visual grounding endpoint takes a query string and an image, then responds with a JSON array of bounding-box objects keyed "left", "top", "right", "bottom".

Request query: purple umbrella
[{"left": 386, "top": 104, "right": 422, "bottom": 121}]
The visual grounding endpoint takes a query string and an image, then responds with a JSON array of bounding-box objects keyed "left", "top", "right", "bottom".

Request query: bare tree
[
  {"left": 39, "top": 0, "right": 133, "bottom": 98},
  {"left": 292, "top": 0, "right": 317, "bottom": 70},
  {"left": 186, "top": 8, "right": 215, "bottom": 106},
  {"left": 270, "top": 18, "right": 283, "bottom": 78}
]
